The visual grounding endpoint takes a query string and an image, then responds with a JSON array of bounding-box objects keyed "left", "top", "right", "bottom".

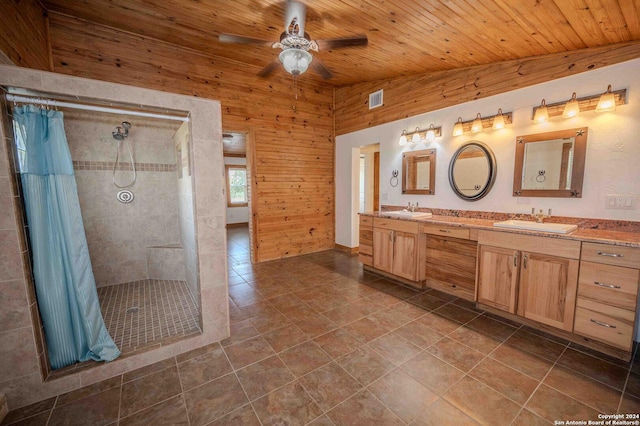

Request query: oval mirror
[{"left": 448, "top": 141, "right": 497, "bottom": 201}]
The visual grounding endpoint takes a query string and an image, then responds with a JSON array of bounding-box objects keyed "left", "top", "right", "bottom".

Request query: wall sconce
[
  {"left": 452, "top": 110, "right": 513, "bottom": 135},
  {"left": 399, "top": 124, "right": 442, "bottom": 145},
  {"left": 533, "top": 99, "right": 549, "bottom": 123},
  {"left": 532, "top": 85, "right": 627, "bottom": 121},
  {"left": 452, "top": 117, "right": 464, "bottom": 136}
]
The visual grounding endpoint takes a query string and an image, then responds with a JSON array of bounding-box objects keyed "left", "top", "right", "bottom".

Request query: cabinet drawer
[
  {"left": 373, "top": 217, "right": 419, "bottom": 233},
  {"left": 478, "top": 230, "right": 581, "bottom": 259},
  {"left": 578, "top": 261, "right": 639, "bottom": 310},
  {"left": 360, "top": 216, "right": 373, "bottom": 227},
  {"left": 420, "top": 223, "right": 470, "bottom": 240},
  {"left": 581, "top": 242, "right": 640, "bottom": 269},
  {"left": 574, "top": 298, "right": 635, "bottom": 351}
]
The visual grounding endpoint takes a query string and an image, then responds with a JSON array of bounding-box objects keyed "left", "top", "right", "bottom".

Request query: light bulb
[
  {"left": 492, "top": 109, "right": 505, "bottom": 130},
  {"left": 596, "top": 85, "right": 616, "bottom": 112},
  {"left": 471, "top": 113, "right": 483, "bottom": 133},
  {"left": 562, "top": 92, "right": 580, "bottom": 118},
  {"left": 533, "top": 99, "right": 549, "bottom": 123},
  {"left": 452, "top": 117, "right": 464, "bottom": 136},
  {"left": 398, "top": 130, "right": 408, "bottom": 146}
]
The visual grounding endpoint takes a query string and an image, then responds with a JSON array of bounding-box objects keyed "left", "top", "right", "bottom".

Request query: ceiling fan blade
[
  {"left": 311, "top": 59, "right": 332, "bottom": 80},
  {"left": 315, "top": 36, "right": 368, "bottom": 51},
  {"left": 257, "top": 60, "right": 280, "bottom": 78},
  {"left": 218, "top": 34, "right": 274, "bottom": 47}
]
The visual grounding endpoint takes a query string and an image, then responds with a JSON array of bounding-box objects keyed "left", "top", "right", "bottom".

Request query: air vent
[{"left": 369, "top": 89, "right": 383, "bottom": 109}]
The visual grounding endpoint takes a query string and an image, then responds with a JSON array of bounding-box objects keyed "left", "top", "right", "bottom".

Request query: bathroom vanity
[{"left": 358, "top": 212, "right": 640, "bottom": 360}]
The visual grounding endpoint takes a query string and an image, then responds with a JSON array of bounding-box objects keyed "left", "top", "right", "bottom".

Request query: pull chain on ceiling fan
[{"left": 218, "top": 0, "right": 368, "bottom": 84}]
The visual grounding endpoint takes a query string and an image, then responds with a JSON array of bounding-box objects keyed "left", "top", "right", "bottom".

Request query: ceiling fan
[{"left": 218, "top": 0, "right": 368, "bottom": 80}]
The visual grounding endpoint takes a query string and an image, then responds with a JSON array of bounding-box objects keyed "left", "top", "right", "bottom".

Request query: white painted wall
[
  {"left": 224, "top": 156, "right": 249, "bottom": 224},
  {"left": 335, "top": 58, "right": 640, "bottom": 248}
]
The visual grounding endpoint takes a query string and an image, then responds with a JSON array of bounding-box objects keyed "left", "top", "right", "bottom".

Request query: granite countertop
[{"left": 360, "top": 211, "right": 640, "bottom": 248}]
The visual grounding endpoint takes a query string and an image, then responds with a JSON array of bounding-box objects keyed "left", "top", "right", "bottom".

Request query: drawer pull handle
[
  {"left": 596, "top": 251, "right": 624, "bottom": 258},
  {"left": 593, "top": 281, "right": 621, "bottom": 289},
  {"left": 439, "top": 229, "right": 451, "bottom": 233},
  {"left": 590, "top": 318, "right": 616, "bottom": 329}
]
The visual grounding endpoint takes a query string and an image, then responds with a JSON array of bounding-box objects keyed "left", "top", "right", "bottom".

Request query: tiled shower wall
[
  {"left": 173, "top": 122, "right": 199, "bottom": 308},
  {"left": 64, "top": 110, "right": 183, "bottom": 287}
]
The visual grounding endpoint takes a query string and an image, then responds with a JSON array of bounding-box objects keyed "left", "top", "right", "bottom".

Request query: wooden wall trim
[{"left": 335, "top": 41, "right": 640, "bottom": 135}]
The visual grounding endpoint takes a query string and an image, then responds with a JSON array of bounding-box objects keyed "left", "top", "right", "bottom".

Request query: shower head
[
  {"left": 112, "top": 122, "right": 131, "bottom": 140},
  {"left": 112, "top": 130, "right": 125, "bottom": 141}
]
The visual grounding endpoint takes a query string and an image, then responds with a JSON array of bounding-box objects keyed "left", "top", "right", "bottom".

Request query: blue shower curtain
[{"left": 12, "top": 105, "right": 120, "bottom": 369}]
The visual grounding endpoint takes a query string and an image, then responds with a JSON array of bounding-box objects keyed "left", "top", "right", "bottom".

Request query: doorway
[{"left": 359, "top": 143, "right": 380, "bottom": 213}]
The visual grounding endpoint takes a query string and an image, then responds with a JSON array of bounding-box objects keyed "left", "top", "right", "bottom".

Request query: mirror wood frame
[
  {"left": 513, "top": 127, "right": 587, "bottom": 198},
  {"left": 448, "top": 141, "right": 497, "bottom": 201},
  {"left": 402, "top": 148, "right": 437, "bottom": 195}
]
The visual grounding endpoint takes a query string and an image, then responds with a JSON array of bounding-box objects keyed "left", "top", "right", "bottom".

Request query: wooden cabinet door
[
  {"left": 392, "top": 231, "right": 418, "bottom": 281},
  {"left": 477, "top": 245, "right": 519, "bottom": 314},
  {"left": 518, "top": 252, "right": 578, "bottom": 331},
  {"left": 373, "top": 228, "right": 394, "bottom": 273}
]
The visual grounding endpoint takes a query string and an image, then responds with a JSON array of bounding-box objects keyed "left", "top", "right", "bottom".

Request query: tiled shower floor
[{"left": 97, "top": 279, "right": 201, "bottom": 352}]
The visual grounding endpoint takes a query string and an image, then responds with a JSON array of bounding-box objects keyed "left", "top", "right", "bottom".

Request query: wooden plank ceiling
[{"left": 41, "top": 0, "right": 640, "bottom": 87}]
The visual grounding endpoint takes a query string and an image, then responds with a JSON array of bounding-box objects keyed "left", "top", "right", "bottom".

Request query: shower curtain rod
[{"left": 5, "top": 94, "right": 189, "bottom": 122}]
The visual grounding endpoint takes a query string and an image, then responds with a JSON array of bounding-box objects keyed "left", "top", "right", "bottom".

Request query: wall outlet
[{"left": 605, "top": 194, "right": 637, "bottom": 210}]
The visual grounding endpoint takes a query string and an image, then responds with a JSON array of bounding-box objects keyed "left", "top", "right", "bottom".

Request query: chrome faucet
[
  {"left": 406, "top": 202, "right": 419, "bottom": 212},
  {"left": 531, "top": 208, "right": 552, "bottom": 223}
]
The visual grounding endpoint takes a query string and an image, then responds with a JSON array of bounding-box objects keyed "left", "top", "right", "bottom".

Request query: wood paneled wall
[
  {"left": 0, "top": 0, "right": 51, "bottom": 70},
  {"left": 46, "top": 13, "right": 335, "bottom": 262},
  {"left": 334, "top": 41, "right": 640, "bottom": 135}
]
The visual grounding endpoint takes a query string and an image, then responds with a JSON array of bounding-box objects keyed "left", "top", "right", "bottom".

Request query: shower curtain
[{"left": 12, "top": 105, "right": 120, "bottom": 369}]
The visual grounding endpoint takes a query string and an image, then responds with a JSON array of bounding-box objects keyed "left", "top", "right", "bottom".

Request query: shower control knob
[{"left": 116, "top": 190, "right": 134, "bottom": 203}]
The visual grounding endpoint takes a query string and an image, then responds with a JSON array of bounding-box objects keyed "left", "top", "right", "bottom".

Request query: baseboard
[
  {"left": 226, "top": 222, "right": 249, "bottom": 228},
  {"left": 334, "top": 244, "right": 359, "bottom": 255}
]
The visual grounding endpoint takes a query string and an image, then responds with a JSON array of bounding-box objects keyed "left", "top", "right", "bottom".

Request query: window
[{"left": 226, "top": 165, "right": 248, "bottom": 207}]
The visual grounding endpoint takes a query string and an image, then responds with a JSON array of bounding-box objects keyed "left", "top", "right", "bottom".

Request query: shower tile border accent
[{"left": 73, "top": 160, "right": 177, "bottom": 172}]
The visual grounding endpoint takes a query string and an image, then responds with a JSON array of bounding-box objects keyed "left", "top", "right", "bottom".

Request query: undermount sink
[
  {"left": 381, "top": 211, "right": 433, "bottom": 219},
  {"left": 493, "top": 219, "right": 577, "bottom": 234}
]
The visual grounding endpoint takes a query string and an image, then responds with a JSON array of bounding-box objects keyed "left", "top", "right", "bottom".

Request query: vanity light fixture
[
  {"left": 471, "top": 113, "right": 483, "bottom": 133},
  {"left": 398, "top": 130, "right": 408, "bottom": 146},
  {"left": 398, "top": 125, "right": 442, "bottom": 146},
  {"left": 562, "top": 92, "right": 580, "bottom": 118},
  {"left": 531, "top": 86, "right": 626, "bottom": 121},
  {"left": 596, "top": 84, "right": 616, "bottom": 112},
  {"left": 453, "top": 111, "right": 513, "bottom": 135},
  {"left": 533, "top": 99, "right": 549, "bottom": 123},
  {"left": 452, "top": 117, "right": 464, "bottom": 136}
]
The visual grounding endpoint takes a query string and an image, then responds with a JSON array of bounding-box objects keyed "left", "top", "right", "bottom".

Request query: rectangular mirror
[
  {"left": 403, "top": 149, "right": 436, "bottom": 195},
  {"left": 513, "top": 128, "right": 587, "bottom": 198}
]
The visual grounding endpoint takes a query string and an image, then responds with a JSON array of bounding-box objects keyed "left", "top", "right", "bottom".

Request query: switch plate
[{"left": 605, "top": 194, "right": 637, "bottom": 210}]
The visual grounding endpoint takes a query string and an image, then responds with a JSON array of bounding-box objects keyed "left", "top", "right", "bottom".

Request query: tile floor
[
  {"left": 97, "top": 279, "right": 201, "bottom": 352},
  {"left": 3, "top": 226, "right": 640, "bottom": 425}
]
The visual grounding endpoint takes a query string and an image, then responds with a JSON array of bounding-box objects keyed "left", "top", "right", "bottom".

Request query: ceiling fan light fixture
[{"left": 279, "top": 48, "right": 313, "bottom": 75}]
